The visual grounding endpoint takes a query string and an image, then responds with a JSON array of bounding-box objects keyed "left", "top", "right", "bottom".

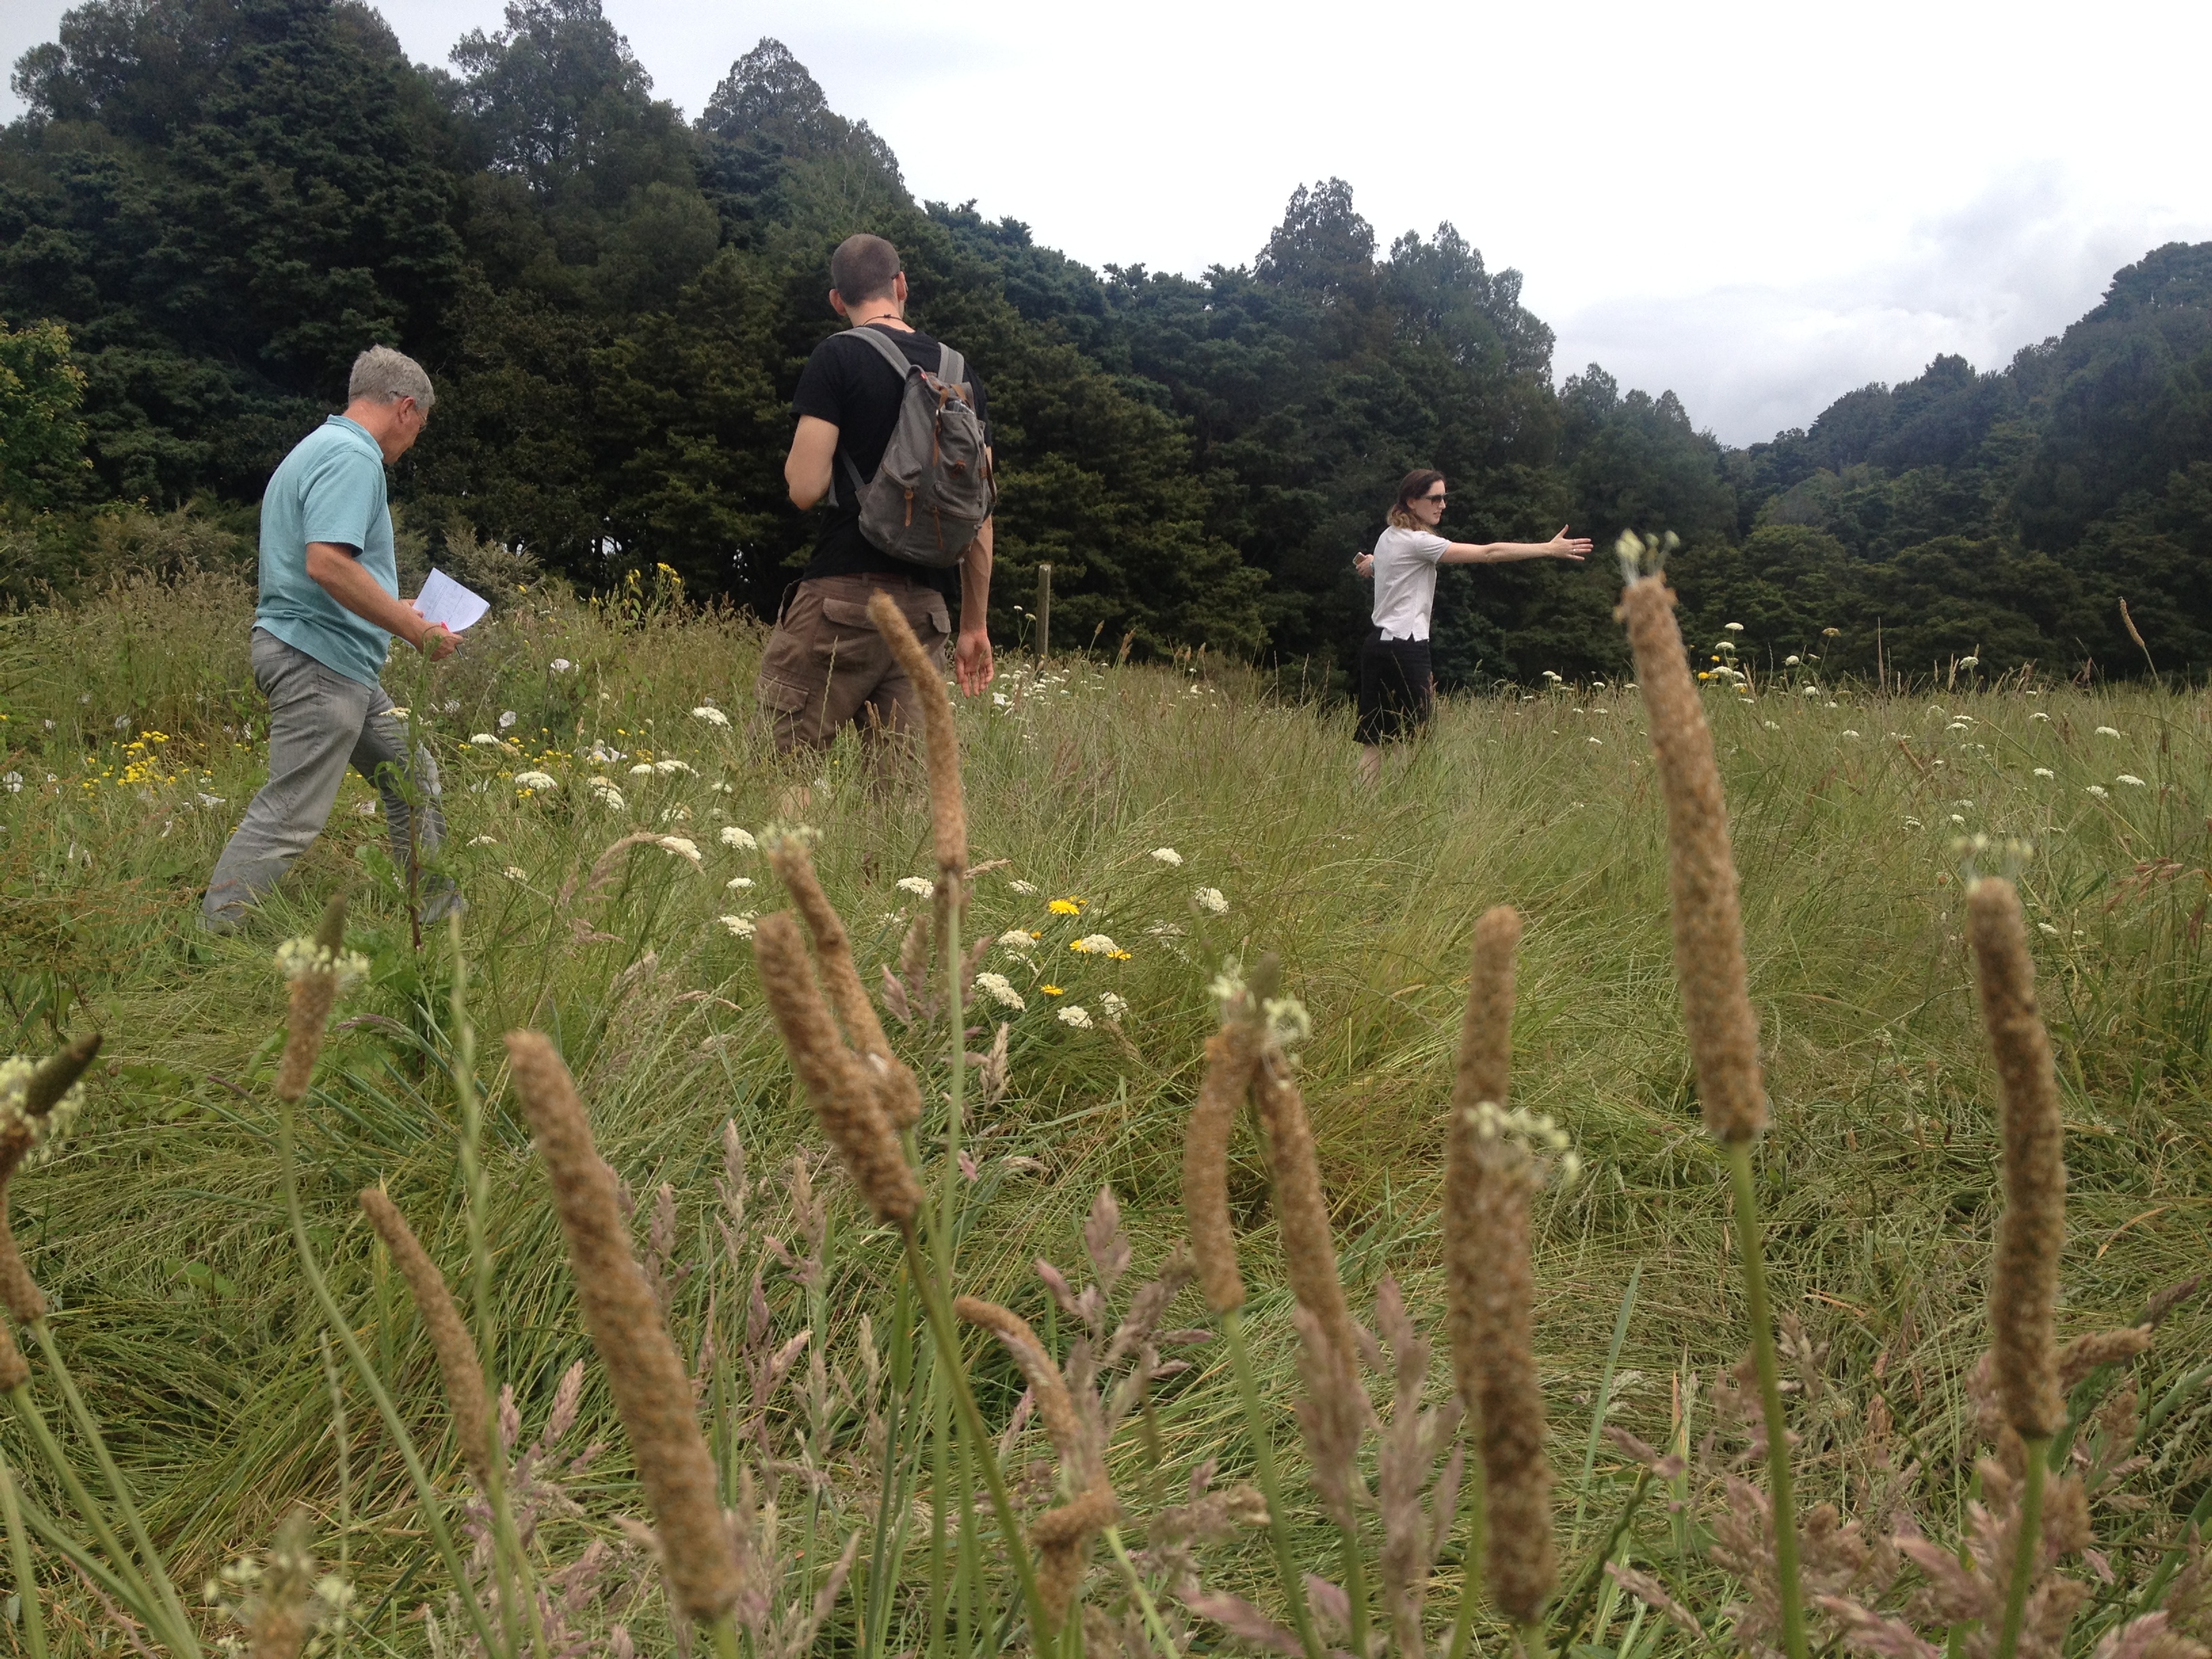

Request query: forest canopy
[{"left": 4, "top": 0, "right": 2208, "bottom": 682}]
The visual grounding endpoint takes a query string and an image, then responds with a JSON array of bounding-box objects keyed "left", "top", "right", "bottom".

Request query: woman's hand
[
  {"left": 1353, "top": 551, "right": 1374, "bottom": 577},
  {"left": 1548, "top": 526, "right": 1593, "bottom": 561}
]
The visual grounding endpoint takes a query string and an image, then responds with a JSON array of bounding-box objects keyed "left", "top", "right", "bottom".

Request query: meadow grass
[{"left": 0, "top": 569, "right": 2207, "bottom": 1655}]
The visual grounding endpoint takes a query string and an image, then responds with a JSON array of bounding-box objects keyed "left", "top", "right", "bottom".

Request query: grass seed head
[
  {"left": 1184, "top": 1017, "right": 1260, "bottom": 1313},
  {"left": 247, "top": 1509, "right": 317, "bottom": 1659},
  {"left": 1029, "top": 1482, "right": 1123, "bottom": 1630},
  {"left": 765, "top": 836, "right": 924, "bottom": 1129},
  {"left": 752, "top": 914, "right": 922, "bottom": 1225},
  {"left": 503, "top": 1030, "right": 739, "bottom": 1623},
  {"left": 1463, "top": 1115, "right": 1555, "bottom": 1622},
  {"left": 358, "top": 1188, "right": 490, "bottom": 1486},
  {"left": 273, "top": 896, "right": 365, "bottom": 1105},
  {"left": 1448, "top": 905, "right": 1520, "bottom": 1416},
  {"left": 865, "top": 590, "right": 968, "bottom": 877},
  {"left": 955, "top": 1295, "right": 1099, "bottom": 1488},
  {"left": 1967, "top": 876, "right": 2067, "bottom": 1439},
  {"left": 0, "top": 1317, "right": 26, "bottom": 1389},
  {"left": 1618, "top": 574, "right": 1767, "bottom": 1142}
]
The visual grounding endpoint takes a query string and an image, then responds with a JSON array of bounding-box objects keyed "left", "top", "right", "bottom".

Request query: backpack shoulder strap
[
  {"left": 845, "top": 323, "right": 918, "bottom": 377},
  {"left": 937, "top": 343, "right": 968, "bottom": 396}
]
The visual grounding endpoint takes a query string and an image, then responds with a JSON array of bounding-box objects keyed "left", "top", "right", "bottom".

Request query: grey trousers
[{"left": 205, "top": 630, "right": 456, "bottom": 928}]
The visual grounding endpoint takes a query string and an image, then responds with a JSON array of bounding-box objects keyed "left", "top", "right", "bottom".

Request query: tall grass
[{"left": 0, "top": 565, "right": 2205, "bottom": 1655}]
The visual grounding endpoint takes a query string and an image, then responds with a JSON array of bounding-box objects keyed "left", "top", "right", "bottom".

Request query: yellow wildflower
[
  {"left": 1049, "top": 897, "right": 1085, "bottom": 915},
  {"left": 1040, "top": 984, "right": 1065, "bottom": 996}
]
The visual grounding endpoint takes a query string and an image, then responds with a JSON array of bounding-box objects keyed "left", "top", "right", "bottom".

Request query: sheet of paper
[{"left": 415, "top": 567, "right": 491, "bottom": 633}]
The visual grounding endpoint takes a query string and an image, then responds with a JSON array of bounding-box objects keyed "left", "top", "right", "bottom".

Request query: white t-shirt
[{"left": 1370, "top": 527, "right": 1450, "bottom": 640}]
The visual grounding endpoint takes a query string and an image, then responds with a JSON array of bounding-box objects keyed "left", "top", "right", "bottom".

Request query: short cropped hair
[
  {"left": 348, "top": 345, "right": 434, "bottom": 411},
  {"left": 830, "top": 234, "right": 901, "bottom": 307}
]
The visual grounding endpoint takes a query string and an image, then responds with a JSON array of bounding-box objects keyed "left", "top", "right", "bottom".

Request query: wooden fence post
[{"left": 1036, "top": 563, "right": 1052, "bottom": 661}]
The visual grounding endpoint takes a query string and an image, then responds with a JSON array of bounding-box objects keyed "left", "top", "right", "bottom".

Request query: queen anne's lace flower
[
  {"left": 653, "top": 758, "right": 695, "bottom": 776},
  {"left": 720, "top": 825, "right": 756, "bottom": 850},
  {"left": 974, "top": 972, "right": 1025, "bottom": 1011},
  {"left": 274, "top": 938, "right": 371, "bottom": 989},
  {"left": 726, "top": 876, "right": 754, "bottom": 890},
  {"left": 2033, "top": 768, "right": 2054, "bottom": 779},
  {"left": 718, "top": 913, "right": 756, "bottom": 939},
  {"left": 2086, "top": 785, "right": 2110, "bottom": 798},
  {"left": 1148, "top": 847, "right": 1183, "bottom": 866},
  {"left": 1194, "top": 886, "right": 1228, "bottom": 915},
  {"left": 1056, "top": 1004, "right": 1093, "bottom": 1029},
  {"left": 657, "top": 836, "right": 701, "bottom": 863},
  {"left": 1099, "top": 991, "right": 1128, "bottom": 1021},
  {"left": 1008, "top": 879, "right": 1040, "bottom": 896},
  {"left": 629, "top": 763, "right": 656, "bottom": 777},
  {"left": 691, "top": 706, "right": 729, "bottom": 727},
  {"left": 470, "top": 733, "right": 501, "bottom": 747},
  {"left": 997, "top": 929, "right": 1036, "bottom": 951},
  {"left": 588, "top": 779, "right": 625, "bottom": 810},
  {"left": 504, "top": 866, "right": 529, "bottom": 882},
  {"left": 1070, "top": 933, "right": 1119, "bottom": 955},
  {"left": 2116, "top": 774, "right": 2147, "bottom": 787},
  {"left": 897, "top": 876, "right": 936, "bottom": 899},
  {"left": 513, "top": 771, "right": 558, "bottom": 791}
]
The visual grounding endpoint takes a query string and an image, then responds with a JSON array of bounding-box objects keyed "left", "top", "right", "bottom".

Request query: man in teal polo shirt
[{"left": 204, "top": 346, "right": 462, "bottom": 932}]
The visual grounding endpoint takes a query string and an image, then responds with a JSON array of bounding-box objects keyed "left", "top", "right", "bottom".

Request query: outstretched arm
[
  {"left": 1439, "top": 525, "right": 1592, "bottom": 565},
  {"left": 956, "top": 515, "right": 995, "bottom": 695}
]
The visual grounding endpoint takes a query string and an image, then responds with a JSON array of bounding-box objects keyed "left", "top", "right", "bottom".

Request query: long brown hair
[{"left": 1387, "top": 468, "right": 1444, "bottom": 531}]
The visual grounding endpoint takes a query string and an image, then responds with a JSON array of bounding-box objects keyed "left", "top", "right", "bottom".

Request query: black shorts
[{"left": 1355, "top": 631, "right": 1434, "bottom": 745}]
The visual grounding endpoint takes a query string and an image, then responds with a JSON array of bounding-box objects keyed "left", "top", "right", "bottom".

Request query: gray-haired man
[{"left": 204, "top": 346, "right": 462, "bottom": 932}]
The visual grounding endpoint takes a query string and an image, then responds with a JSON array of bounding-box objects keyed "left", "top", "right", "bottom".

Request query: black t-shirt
[{"left": 791, "top": 323, "right": 991, "bottom": 605}]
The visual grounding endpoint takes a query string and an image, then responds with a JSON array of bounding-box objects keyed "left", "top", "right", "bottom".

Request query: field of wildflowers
[{"left": 0, "top": 557, "right": 2206, "bottom": 1659}]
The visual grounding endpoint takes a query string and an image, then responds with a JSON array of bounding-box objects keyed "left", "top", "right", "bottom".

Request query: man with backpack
[{"left": 758, "top": 233, "right": 996, "bottom": 757}]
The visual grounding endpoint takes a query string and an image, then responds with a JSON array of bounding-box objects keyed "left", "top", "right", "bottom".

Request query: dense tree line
[{"left": 3, "top": 0, "right": 2207, "bottom": 681}]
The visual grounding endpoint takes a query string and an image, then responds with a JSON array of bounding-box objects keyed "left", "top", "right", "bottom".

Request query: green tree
[{"left": 0, "top": 316, "right": 91, "bottom": 506}]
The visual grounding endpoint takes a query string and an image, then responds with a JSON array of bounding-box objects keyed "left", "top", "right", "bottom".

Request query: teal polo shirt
[{"left": 254, "top": 415, "right": 398, "bottom": 687}]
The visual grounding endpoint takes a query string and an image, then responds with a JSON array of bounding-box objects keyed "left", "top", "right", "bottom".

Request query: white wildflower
[
  {"left": 974, "top": 972, "right": 1026, "bottom": 1011},
  {"left": 1099, "top": 991, "right": 1128, "bottom": 1021},
  {"left": 2095, "top": 726, "right": 2122, "bottom": 737},
  {"left": 653, "top": 759, "right": 695, "bottom": 776},
  {"left": 1841, "top": 730, "right": 1861, "bottom": 739},
  {"left": 897, "top": 876, "right": 936, "bottom": 899},
  {"left": 2030, "top": 712, "right": 2051, "bottom": 722},
  {"left": 726, "top": 876, "right": 754, "bottom": 891},
  {"left": 1950, "top": 814, "right": 1966, "bottom": 825},
  {"left": 274, "top": 938, "right": 371, "bottom": 989},
  {"left": 1194, "top": 886, "right": 1228, "bottom": 916},
  {"left": 470, "top": 733, "right": 501, "bottom": 747},
  {"left": 196, "top": 791, "right": 226, "bottom": 807},
  {"left": 691, "top": 706, "right": 729, "bottom": 727},
  {"left": 1763, "top": 721, "right": 1780, "bottom": 731},
  {"left": 2086, "top": 785, "right": 2109, "bottom": 798},
  {"left": 1071, "top": 934, "right": 1120, "bottom": 955},
  {"left": 1723, "top": 621, "right": 1744, "bottom": 633},
  {"left": 468, "top": 835, "right": 500, "bottom": 846},
  {"left": 2117, "top": 774, "right": 2146, "bottom": 787},
  {"left": 588, "top": 779, "right": 625, "bottom": 810},
  {"left": 718, "top": 913, "right": 756, "bottom": 939},
  {"left": 2, "top": 773, "right": 20, "bottom": 794},
  {"left": 1903, "top": 817, "right": 1923, "bottom": 828},
  {"left": 2038, "top": 923, "right": 2062, "bottom": 937},
  {"left": 2032, "top": 767, "right": 2054, "bottom": 779},
  {"left": 588, "top": 741, "right": 627, "bottom": 763},
  {"left": 1057, "top": 1004, "right": 1094, "bottom": 1029},
  {"left": 549, "top": 658, "right": 573, "bottom": 673},
  {"left": 657, "top": 836, "right": 701, "bottom": 863},
  {"left": 997, "top": 929, "right": 1036, "bottom": 951},
  {"left": 629, "top": 764, "right": 656, "bottom": 777},
  {"left": 1958, "top": 655, "right": 1980, "bottom": 668},
  {"left": 720, "top": 825, "right": 757, "bottom": 850},
  {"left": 513, "top": 771, "right": 558, "bottom": 791},
  {"left": 1802, "top": 685, "right": 1819, "bottom": 697},
  {"left": 1784, "top": 655, "right": 1801, "bottom": 667},
  {"left": 1008, "top": 879, "right": 1040, "bottom": 896},
  {"left": 659, "top": 805, "right": 691, "bottom": 823},
  {"left": 504, "top": 865, "right": 529, "bottom": 882},
  {"left": 1145, "top": 922, "right": 1184, "bottom": 938},
  {"left": 498, "top": 711, "right": 517, "bottom": 729},
  {"left": 1148, "top": 847, "right": 1184, "bottom": 866}
]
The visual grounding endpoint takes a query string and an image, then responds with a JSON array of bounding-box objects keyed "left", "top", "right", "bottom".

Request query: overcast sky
[{"left": 7, "top": 0, "right": 2207, "bottom": 445}]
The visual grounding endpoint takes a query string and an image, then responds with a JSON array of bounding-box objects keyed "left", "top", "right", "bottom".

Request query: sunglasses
[{"left": 1417, "top": 492, "right": 1448, "bottom": 504}]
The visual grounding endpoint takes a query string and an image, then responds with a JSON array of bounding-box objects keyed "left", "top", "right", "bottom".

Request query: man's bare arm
[
  {"left": 304, "top": 542, "right": 455, "bottom": 658},
  {"left": 785, "top": 415, "right": 839, "bottom": 509},
  {"left": 955, "top": 515, "right": 995, "bottom": 695}
]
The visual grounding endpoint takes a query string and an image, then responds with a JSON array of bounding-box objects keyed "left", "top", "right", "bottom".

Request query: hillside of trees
[{"left": 4, "top": 0, "right": 2207, "bottom": 682}]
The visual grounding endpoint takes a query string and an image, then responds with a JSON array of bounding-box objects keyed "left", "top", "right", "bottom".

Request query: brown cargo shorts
[{"left": 755, "top": 573, "right": 953, "bottom": 754}]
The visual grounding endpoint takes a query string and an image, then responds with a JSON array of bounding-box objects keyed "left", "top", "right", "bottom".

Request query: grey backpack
[{"left": 829, "top": 327, "right": 996, "bottom": 569}]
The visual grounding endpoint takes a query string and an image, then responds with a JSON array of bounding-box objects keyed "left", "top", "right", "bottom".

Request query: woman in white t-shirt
[{"left": 1352, "top": 469, "right": 1591, "bottom": 783}]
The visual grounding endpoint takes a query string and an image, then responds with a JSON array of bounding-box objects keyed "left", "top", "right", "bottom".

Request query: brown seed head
[
  {"left": 866, "top": 590, "right": 967, "bottom": 878},
  {"left": 765, "top": 838, "right": 923, "bottom": 1129},
  {"left": 1031, "top": 1481, "right": 1123, "bottom": 1628},
  {"left": 1967, "top": 876, "right": 2067, "bottom": 1439},
  {"left": 0, "top": 1132, "right": 43, "bottom": 1324},
  {"left": 0, "top": 1317, "right": 26, "bottom": 1390},
  {"left": 1448, "top": 906, "right": 1520, "bottom": 1415},
  {"left": 752, "top": 914, "right": 922, "bottom": 1224},
  {"left": 1184, "top": 1019, "right": 1260, "bottom": 1313},
  {"left": 955, "top": 1295, "right": 1099, "bottom": 1489},
  {"left": 22, "top": 1033, "right": 100, "bottom": 1122},
  {"left": 359, "top": 1189, "right": 489, "bottom": 1485},
  {"left": 1618, "top": 575, "right": 1767, "bottom": 1141},
  {"left": 248, "top": 1510, "right": 318, "bottom": 1659},
  {"left": 503, "top": 1031, "right": 738, "bottom": 1623},
  {"left": 276, "top": 973, "right": 338, "bottom": 1104},
  {"left": 1466, "top": 1124, "right": 1553, "bottom": 1623}
]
